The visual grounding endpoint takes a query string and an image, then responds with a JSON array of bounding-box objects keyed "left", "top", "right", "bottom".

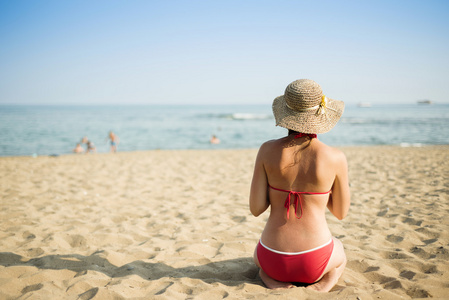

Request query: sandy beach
[{"left": 1, "top": 146, "right": 448, "bottom": 299}]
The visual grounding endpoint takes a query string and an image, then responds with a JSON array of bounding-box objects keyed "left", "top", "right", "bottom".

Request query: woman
[{"left": 250, "top": 79, "right": 350, "bottom": 292}]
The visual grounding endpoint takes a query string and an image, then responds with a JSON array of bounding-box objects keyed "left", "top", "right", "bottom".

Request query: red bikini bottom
[{"left": 257, "top": 239, "right": 334, "bottom": 283}]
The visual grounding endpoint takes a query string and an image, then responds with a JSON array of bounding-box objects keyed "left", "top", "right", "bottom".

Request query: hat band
[
  {"left": 286, "top": 96, "right": 337, "bottom": 116},
  {"left": 286, "top": 103, "right": 319, "bottom": 112}
]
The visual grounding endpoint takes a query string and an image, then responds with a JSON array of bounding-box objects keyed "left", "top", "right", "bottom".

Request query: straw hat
[{"left": 272, "top": 79, "right": 345, "bottom": 134}]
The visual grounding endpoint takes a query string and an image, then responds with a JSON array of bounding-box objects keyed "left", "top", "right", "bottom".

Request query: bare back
[{"left": 249, "top": 135, "right": 350, "bottom": 252}]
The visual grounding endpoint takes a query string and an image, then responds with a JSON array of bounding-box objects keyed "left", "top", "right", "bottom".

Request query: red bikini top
[{"left": 269, "top": 185, "right": 330, "bottom": 220}]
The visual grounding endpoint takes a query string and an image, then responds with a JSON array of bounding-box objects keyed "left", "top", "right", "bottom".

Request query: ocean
[{"left": 0, "top": 104, "right": 448, "bottom": 157}]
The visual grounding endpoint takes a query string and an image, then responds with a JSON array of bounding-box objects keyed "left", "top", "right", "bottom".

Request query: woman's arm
[
  {"left": 249, "top": 145, "right": 270, "bottom": 217},
  {"left": 327, "top": 150, "right": 351, "bottom": 220}
]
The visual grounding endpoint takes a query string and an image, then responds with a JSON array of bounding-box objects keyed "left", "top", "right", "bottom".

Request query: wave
[
  {"left": 198, "top": 113, "right": 272, "bottom": 120},
  {"left": 230, "top": 113, "right": 272, "bottom": 120},
  {"left": 341, "top": 117, "right": 445, "bottom": 125}
]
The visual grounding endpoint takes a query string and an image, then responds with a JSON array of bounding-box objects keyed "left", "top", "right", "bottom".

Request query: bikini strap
[{"left": 269, "top": 185, "right": 330, "bottom": 220}]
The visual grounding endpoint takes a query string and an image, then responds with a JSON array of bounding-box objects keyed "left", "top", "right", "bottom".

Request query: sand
[{"left": 1, "top": 146, "right": 448, "bottom": 299}]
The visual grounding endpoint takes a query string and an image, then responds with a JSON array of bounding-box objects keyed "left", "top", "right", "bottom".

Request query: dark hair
[
  {"left": 288, "top": 129, "right": 300, "bottom": 136},
  {"left": 287, "top": 129, "right": 314, "bottom": 149}
]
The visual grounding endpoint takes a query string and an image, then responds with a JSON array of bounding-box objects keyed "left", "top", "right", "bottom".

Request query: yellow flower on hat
[{"left": 316, "top": 95, "right": 327, "bottom": 116}]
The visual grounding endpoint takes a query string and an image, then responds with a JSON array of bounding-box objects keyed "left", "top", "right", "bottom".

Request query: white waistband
[{"left": 259, "top": 238, "right": 333, "bottom": 256}]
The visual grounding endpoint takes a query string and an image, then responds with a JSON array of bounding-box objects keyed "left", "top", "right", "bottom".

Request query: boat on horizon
[
  {"left": 417, "top": 100, "right": 432, "bottom": 105},
  {"left": 357, "top": 102, "right": 372, "bottom": 108}
]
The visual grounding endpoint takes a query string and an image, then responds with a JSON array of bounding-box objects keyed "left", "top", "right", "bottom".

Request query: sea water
[{"left": 0, "top": 104, "right": 448, "bottom": 157}]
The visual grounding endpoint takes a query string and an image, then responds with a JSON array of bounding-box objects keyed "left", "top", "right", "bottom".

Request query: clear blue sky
[{"left": 1, "top": 0, "right": 448, "bottom": 105}]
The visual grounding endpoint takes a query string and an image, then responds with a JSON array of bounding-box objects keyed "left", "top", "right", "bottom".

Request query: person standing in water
[
  {"left": 108, "top": 131, "right": 119, "bottom": 153},
  {"left": 250, "top": 79, "right": 350, "bottom": 292}
]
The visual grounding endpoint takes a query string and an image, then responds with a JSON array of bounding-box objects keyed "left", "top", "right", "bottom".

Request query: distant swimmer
[
  {"left": 210, "top": 135, "right": 220, "bottom": 144},
  {"left": 73, "top": 143, "right": 84, "bottom": 154},
  {"left": 80, "top": 136, "right": 96, "bottom": 153},
  {"left": 86, "top": 140, "right": 96, "bottom": 153},
  {"left": 108, "top": 131, "right": 119, "bottom": 153}
]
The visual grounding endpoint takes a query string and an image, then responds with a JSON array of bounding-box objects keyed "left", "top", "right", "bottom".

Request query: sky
[{"left": 0, "top": 0, "right": 448, "bottom": 105}]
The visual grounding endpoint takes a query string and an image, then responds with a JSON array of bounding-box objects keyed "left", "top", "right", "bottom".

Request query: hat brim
[{"left": 272, "top": 95, "right": 345, "bottom": 134}]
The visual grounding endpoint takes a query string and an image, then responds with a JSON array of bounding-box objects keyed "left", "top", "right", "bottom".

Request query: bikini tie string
[{"left": 284, "top": 192, "right": 304, "bottom": 220}]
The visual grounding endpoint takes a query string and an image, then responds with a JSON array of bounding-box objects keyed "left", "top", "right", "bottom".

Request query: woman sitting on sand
[{"left": 250, "top": 79, "right": 350, "bottom": 292}]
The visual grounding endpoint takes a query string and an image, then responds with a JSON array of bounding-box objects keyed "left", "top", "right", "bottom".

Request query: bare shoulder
[
  {"left": 258, "top": 138, "right": 283, "bottom": 156},
  {"left": 260, "top": 138, "right": 282, "bottom": 148},
  {"left": 314, "top": 141, "right": 347, "bottom": 165}
]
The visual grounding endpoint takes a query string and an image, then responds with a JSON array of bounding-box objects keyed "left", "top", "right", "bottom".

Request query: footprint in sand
[
  {"left": 422, "top": 238, "right": 437, "bottom": 245},
  {"left": 22, "top": 231, "right": 36, "bottom": 240},
  {"left": 364, "top": 266, "right": 380, "bottom": 272},
  {"left": 386, "top": 234, "right": 404, "bottom": 243},
  {"left": 410, "top": 246, "right": 435, "bottom": 259},
  {"left": 399, "top": 270, "right": 416, "bottom": 280},
  {"left": 22, "top": 283, "right": 43, "bottom": 294},
  {"left": 78, "top": 287, "right": 99, "bottom": 300},
  {"left": 384, "top": 279, "right": 402, "bottom": 289},
  {"left": 65, "top": 234, "right": 87, "bottom": 248},
  {"left": 402, "top": 217, "right": 422, "bottom": 226},
  {"left": 382, "top": 250, "right": 413, "bottom": 260},
  {"left": 406, "top": 287, "right": 431, "bottom": 298}
]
